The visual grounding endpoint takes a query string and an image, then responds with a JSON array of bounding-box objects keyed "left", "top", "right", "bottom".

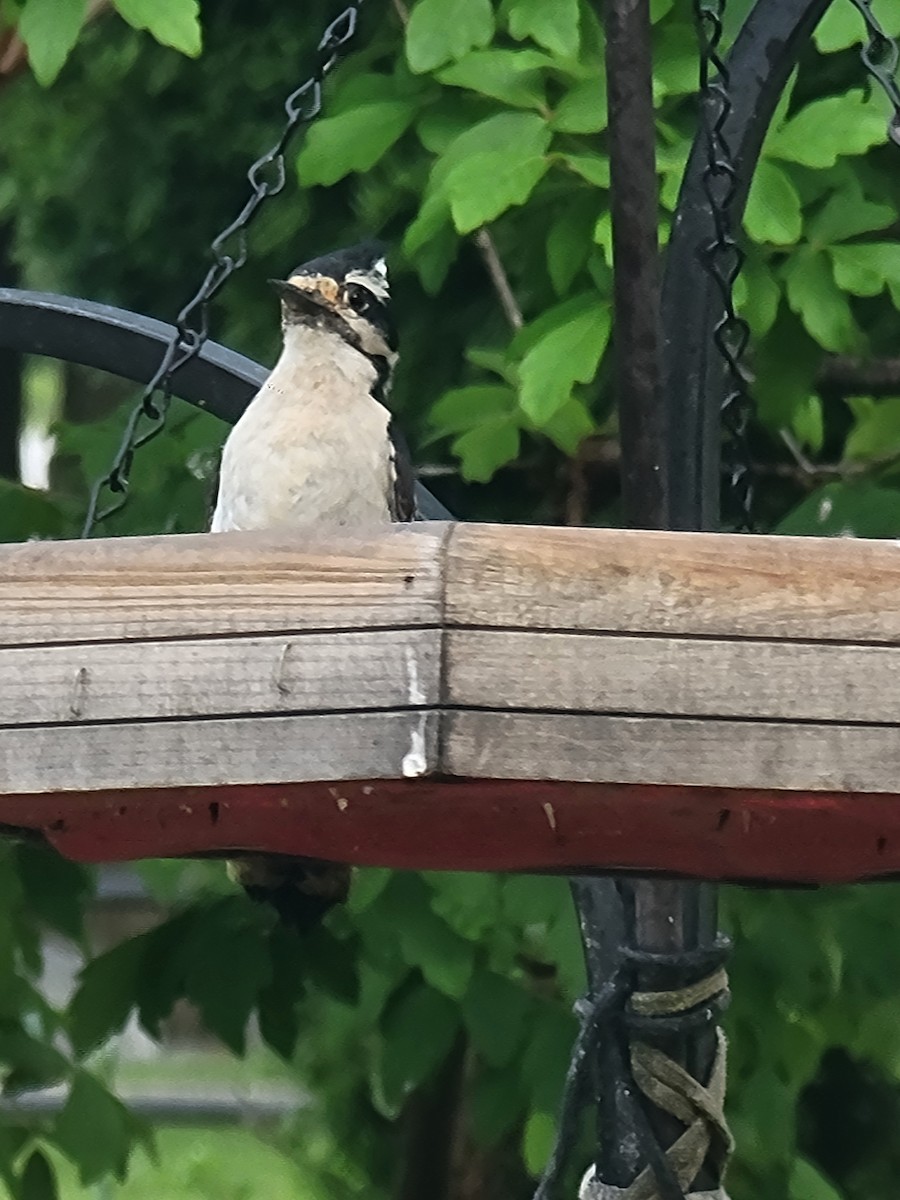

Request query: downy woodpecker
[{"left": 212, "top": 241, "right": 416, "bottom": 931}]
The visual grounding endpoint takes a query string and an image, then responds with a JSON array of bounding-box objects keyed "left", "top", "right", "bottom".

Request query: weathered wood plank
[
  {"left": 0, "top": 711, "right": 438, "bottom": 793},
  {"left": 444, "top": 711, "right": 900, "bottom": 793},
  {"left": 0, "top": 524, "right": 447, "bottom": 647},
  {"left": 447, "top": 629, "right": 900, "bottom": 722},
  {"left": 445, "top": 524, "right": 900, "bottom": 642},
  {"left": 0, "top": 629, "right": 439, "bottom": 725}
]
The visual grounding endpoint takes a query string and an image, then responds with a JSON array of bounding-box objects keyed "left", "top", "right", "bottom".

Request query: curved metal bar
[
  {"left": 0, "top": 287, "right": 451, "bottom": 520},
  {"left": 0, "top": 288, "right": 267, "bottom": 423},
  {"left": 661, "top": 0, "right": 832, "bottom": 531}
]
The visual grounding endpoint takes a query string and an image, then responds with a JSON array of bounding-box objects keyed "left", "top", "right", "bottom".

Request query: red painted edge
[{"left": 1, "top": 778, "right": 900, "bottom": 885}]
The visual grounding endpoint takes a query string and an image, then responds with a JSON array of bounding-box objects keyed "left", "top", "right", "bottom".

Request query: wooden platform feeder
[{"left": 1, "top": 519, "right": 899, "bottom": 886}]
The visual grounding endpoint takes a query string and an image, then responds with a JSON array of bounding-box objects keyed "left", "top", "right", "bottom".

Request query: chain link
[
  {"left": 81, "top": 2, "right": 365, "bottom": 537},
  {"left": 846, "top": 0, "right": 900, "bottom": 145},
  {"left": 692, "top": 0, "right": 756, "bottom": 533}
]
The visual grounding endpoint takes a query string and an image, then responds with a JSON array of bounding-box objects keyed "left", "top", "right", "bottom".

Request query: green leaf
[
  {"left": 408, "top": 112, "right": 550, "bottom": 249},
  {"left": 767, "top": 90, "right": 887, "bottom": 168},
  {"left": 502, "top": 875, "right": 571, "bottom": 928},
  {"left": 523, "top": 1110, "right": 556, "bottom": 1177},
  {"left": 783, "top": 250, "right": 861, "bottom": 353},
  {"left": 593, "top": 211, "right": 613, "bottom": 262},
  {"left": 69, "top": 937, "right": 145, "bottom": 1056},
  {"left": 845, "top": 398, "right": 900, "bottom": 461},
  {"left": 430, "top": 386, "right": 518, "bottom": 435},
  {"left": 182, "top": 899, "right": 271, "bottom": 1053},
  {"left": 560, "top": 153, "right": 610, "bottom": 188},
  {"left": 20, "top": 1150, "right": 57, "bottom": 1200},
  {"left": 112, "top": 0, "right": 201, "bottom": 57},
  {"left": 54, "top": 1073, "right": 139, "bottom": 1184},
  {"left": 16, "top": 844, "right": 92, "bottom": 941},
  {"left": 657, "top": 142, "right": 690, "bottom": 210},
  {"left": 788, "top": 1158, "right": 842, "bottom": 1200},
  {"left": 462, "top": 970, "right": 533, "bottom": 1067},
  {"left": 257, "top": 924, "right": 306, "bottom": 1060},
  {"left": 397, "top": 901, "right": 475, "bottom": 999},
  {"left": 470, "top": 1066, "right": 526, "bottom": 1145},
  {"left": 447, "top": 152, "right": 549, "bottom": 232},
  {"left": 415, "top": 96, "right": 490, "bottom": 154},
  {"left": 406, "top": 0, "right": 494, "bottom": 74},
  {"left": 411, "top": 222, "right": 460, "bottom": 294},
  {"left": 378, "top": 982, "right": 460, "bottom": 1109},
  {"left": 735, "top": 254, "right": 781, "bottom": 340},
  {"left": 547, "top": 900, "right": 588, "bottom": 999},
  {"left": 328, "top": 72, "right": 402, "bottom": 115},
  {"left": 297, "top": 101, "right": 416, "bottom": 187},
  {"left": 405, "top": 191, "right": 453, "bottom": 258},
  {"left": 0, "top": 481, "right": 70, "bottom": 542},
  {"left": 792, "top": 395, "right": 824, "bottom": 456},
  {"left": 302, "top": 926, "right": 359, "bottom": 1005},
  {"left": 434, "top": 111, "right": 551, "bottom": 189},
  {"left": 17, "top": 0, "right": 87, "bottom": 85},
  {"left": 437, "top": 49, "right": 550, "bottom": 110},
  {"left": 466, "top": 345, "right": 517, "bottom": 381},
  {"left": 546, "top": 195, "right": 598, "bottom": 295},
  {"left": 507, "top": 0, "right": 580, "bottom": 60},
  {"left": 829, "top": 243, "right": 900, "bottom": 298},
  {"left": 653, "top": 22, "right": 702, "bottom": 99},
  {"left": 0, "top": 1025, "right": 69, "bottom": 1093},
  {"left": 806, "top": 178, "right": 894, "bottom": 246},
  {"left": 744, "top": 160, "right": 803, "bottom": 246},
  {"left": 347, "top": 867, "right": 393, "bottom": 914},
  {"left": 427, "top": 872, "right": 501, "bottom": 939},
  {"left": 134, "top": 911, "right": 196, "bottom": 1037},
  {"left": 452, "top": 416, "right": 521, "bottom": 481},
  {"left": 551, "top": 79, "right": 607, "bottom": 133},
  {"left": 752, "top": 312, "right": 820, "bottom": 431},
  {"left": 730, "top": 1068, "right": 796, "bottom": 1171},
  {"left": 814, "top": 0, "right": 900, "bottom": 53},
  {"left": 0, "top": 1128, "right": 28, "bottom": 1195},
  {"left": 777, "top": 483, "right": 900, "bottom": 538},
  {"left": 541, "top": 397, "right": 596, "bottom": 455},
  {"left": 518, "top": 295, "right": 611, "bottom": 425}
]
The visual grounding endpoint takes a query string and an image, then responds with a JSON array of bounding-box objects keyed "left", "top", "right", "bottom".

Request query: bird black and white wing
[{"left": 387, "top": 418, "right": 418, "bottom": 523}]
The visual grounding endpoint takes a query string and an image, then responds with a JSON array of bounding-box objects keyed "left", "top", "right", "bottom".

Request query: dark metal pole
[
  {"left": 597, "top": 0, "right": 719, "bottom": 1189},
  {"left": 661, "top": 0, "right": 832, "bottom": 529},
  {"left": 0, "top": 226, "right": 22, "bottom": 481},
  {"left": 605, "top": 0, "right": 668, "bottom": 531}
]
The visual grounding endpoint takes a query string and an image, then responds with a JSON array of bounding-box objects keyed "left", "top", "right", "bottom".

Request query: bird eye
[{"left": 344, "top": 282, "right": 373, "bottom": 313}]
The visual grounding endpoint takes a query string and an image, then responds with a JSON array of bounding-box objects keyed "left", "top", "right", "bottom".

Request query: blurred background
[{"left": 2, "top": 0, "right": 900, "bottom": 1197}]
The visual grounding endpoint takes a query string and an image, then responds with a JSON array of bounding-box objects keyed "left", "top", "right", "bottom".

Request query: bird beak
[
  {"left": 270, "top": 274, "right": 341, "bottom": 316},
  {"left": 269, "top": 279, "right": 302, "bottom": 300}
]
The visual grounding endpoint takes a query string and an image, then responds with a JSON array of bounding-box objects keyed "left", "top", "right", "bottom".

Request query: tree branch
[
  {"left": 818, "top": 355, "right": 900, "bottom": 398},
  {"left": 473, "top": 229, "right": 524, "bottom": 331},
  {"left": 381, "top": 0, "right": 523, "bottom": 338}
]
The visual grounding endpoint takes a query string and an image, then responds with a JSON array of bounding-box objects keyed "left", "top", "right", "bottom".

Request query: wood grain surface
[{"left": 0, "top": 521, "right": 899, "bottom": 882}]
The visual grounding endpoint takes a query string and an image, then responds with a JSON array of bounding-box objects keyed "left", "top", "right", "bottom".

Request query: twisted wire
[
  {"left": 82, "top": 4, "right": 365, "bottom": 537},
  {"left": 693, "top": 0, "right": 756, "bottom": 532}
]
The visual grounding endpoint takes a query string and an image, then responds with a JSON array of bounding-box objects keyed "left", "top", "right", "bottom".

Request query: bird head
[{"left": 270, "top": 241, "right": 396, "bottom": 369}]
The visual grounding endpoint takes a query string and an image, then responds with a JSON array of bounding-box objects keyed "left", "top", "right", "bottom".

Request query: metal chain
[
  {"left": 846, "top": 0, "right": 900, "bottom": 146},
  {"left": 81, "top": 2, "right": 365, "bottom": 538},
  {"left": 692, "top": 0, "right": 756, "bottom": 533}
]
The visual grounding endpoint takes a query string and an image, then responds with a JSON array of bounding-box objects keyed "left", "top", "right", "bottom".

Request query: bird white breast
[{"left": 210, "top": 323, "right": 394, "bottom": 533}]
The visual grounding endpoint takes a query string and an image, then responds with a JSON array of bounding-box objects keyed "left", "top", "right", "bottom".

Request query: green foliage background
[{"left": 1, "top": 0, "right": 900, "bottom": 1197}]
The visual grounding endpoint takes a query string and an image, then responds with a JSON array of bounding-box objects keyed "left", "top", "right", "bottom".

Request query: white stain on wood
[{"left": 402, "top": 713, "right": 429, "bottom": 779}]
